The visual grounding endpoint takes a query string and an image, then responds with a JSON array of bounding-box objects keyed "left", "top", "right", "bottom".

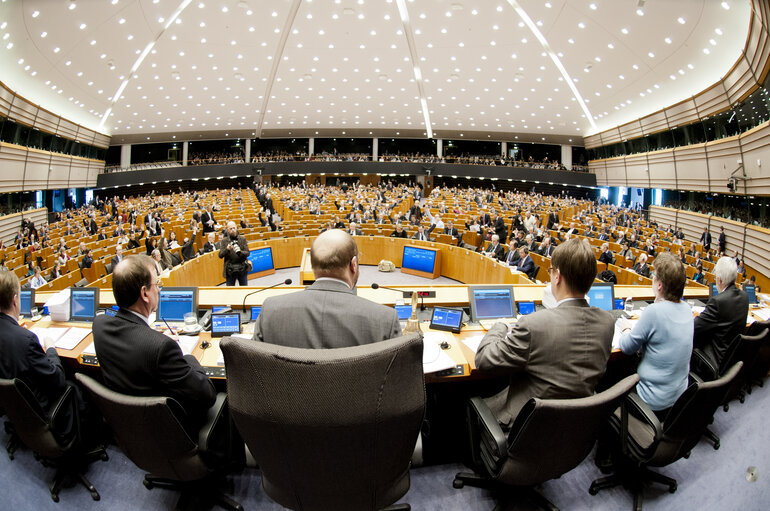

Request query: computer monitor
[
  {"left": 586, "top": 283, "right": 615, "bottom": 311},
  {"left": 69, "top": 287, "right": 99, "bottom": 322},
  {"left": 19, "top": 289, "right": 34, "bottom": 317},
  {"left": 744, "top": 284, "right": 758, "bottom": 304},
  {"left": 429, "top": 307, "right": 463, "bottom": 333},
  {"left": 250, "top": 306, "right": 262, "bottom": 321},
  {"left": 212, "top": 306, "right": 229, "bottom": 313},
  {"left": 394, "top": 304, "right": 413, "bottom": 320},
  {"left": 247, "top": 247, "right": 274, "bottom": 275},
  {"left": 468, "top": 285, "right": 516, "bottom": 322},
  {"left": 210, "top": 313, "right": 242, "bottom": 337},
  {"left": 518, "top": 301, "right": 536, "bottom": 315},
  {"left": 157, "top": 287, "right": 198, "bottom": 322},
  {"left": 709, "top": 283, "right": 719, "bottom": 299},
  {"left": 401, "top": 245, "right": 437, "bottom": 275}
]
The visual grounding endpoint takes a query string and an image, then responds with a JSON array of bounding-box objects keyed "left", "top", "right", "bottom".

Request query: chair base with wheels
[
  {"left": 453, "top": 471, "right": 558, "bottom": 511},
  {"left": 142, "top": 474, "right": 243, "bottom": 511},
  {"left": 41, "top": 444, "right": 108, "bottom": 503},
  {"left": 589, "top": 457, "right": 677, "bottom": 511}
]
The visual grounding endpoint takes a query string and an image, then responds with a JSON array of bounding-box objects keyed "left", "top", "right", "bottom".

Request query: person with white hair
[
  {"left": 692, "top": 256, "right": 749, "bottom": 374},
  {"left": 483, "top": 234, "right": 505, "bottom": 260},
  {"left": 219, "top": 221, "right": 249, "bottom": 286},
  {"left": 632, "top": 252, "right": 651, "bottom": 278}
]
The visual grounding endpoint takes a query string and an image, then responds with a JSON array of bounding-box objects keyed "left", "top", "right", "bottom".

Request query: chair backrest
[
  {"left": 75, "top": 373, "right": 208, "bottom": 481},
  {"left": 0, "top": 378, "right": 67, "bottom": 458},
  {"left": 498, "top": 374, "right": 640, "bottom": 486},
  {"left": 220, "top": 333, "right": 426, "bottom": 511},
  {"left": 652, "top": 361, "right": 743, "bottom": 465}
]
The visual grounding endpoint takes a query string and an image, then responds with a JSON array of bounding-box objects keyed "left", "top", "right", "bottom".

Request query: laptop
[
  {"left": 468, "top": 285, "right": 517, "bottom": 329},
  {"left": 586, "top": 283, "right": 628, "bottom": 319},
  {"left": 744, "top": 284, "right": 759, "bottom": 305}
]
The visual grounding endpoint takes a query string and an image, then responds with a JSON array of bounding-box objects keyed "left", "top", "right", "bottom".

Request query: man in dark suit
[
  {"left": 389, "top": 224, "right": 408, "bottom": 238},
  {"left": 492, "top": 212, "right": 508, "bottom": 244},
  {"left": 512, "top": 246, "right": 535, "bottom": 279},
  {"left": 442, "top": 221, "right": 460, "bottom": 239},
  {"left": 699, "top": 228, "right": 712, "bottom": 252},
  {"left": 411, "top": 224, "right": 434, "bottom": 242},
  {"left": 475, "top": 238, "right": 614, "bottom": 427},
  {"left": 201, "top": 206, "right": 217, "bottom": 233},
  {"left": 633, "top": 252, "right": 652, "bottom": 278},
  {"left": 692, "top": 257, "right": 749, "bottom": 372},
  {"left": 546, "top": 211, "right": 559, "bottom": 230},
  {"left": 0, "top": 271, "right": 78, "bottom": 436},
  {"left": 718, "top": 226, "right": 726, "bottom": 254},
  {"left": 110, "top": 245, "right": 124, "bottom": 268},
  {"left": 253, "top": 230, "right": 400, "bottom": 348},
  {"left": 538, "top": 236, "right": 555, "bottom": 257},
  {"left": 181, "top": 229, "right": 197, "bottom": 261},
  {"left": 598, "top": 242, "right": 614, "bottom": 265},
  {"left": 88, "top": 215, "right": 98, "bottom": 236},
  {"left": 348, "top": 222, "right": 363, "bottom": 236},
  {"left": 92, "top": 255, "right": 216, "bottom": 431},
  {"left": 503, "top": 240, "right": 521, "bottom": 266},
  {"left": 483, "top": 234, "right": 505, "bottom": 260}
]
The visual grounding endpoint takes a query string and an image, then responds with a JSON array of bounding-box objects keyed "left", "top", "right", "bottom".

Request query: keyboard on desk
[
  {"left": 610, "top": 310, "right": 631, "bottom": 320},
  {"left": 478, "top": 318, "right": 516, "bottom": 330}
]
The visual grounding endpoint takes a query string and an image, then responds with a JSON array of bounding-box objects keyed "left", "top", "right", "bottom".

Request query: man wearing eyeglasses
[{"left": 92, "top": 254, "right": 215, "bottom": 431}]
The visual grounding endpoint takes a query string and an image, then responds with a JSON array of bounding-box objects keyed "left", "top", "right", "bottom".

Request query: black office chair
[
  {"left": 453, "top": 374, "right": 639, "bottom": 511},
  {"left": 529, "top": 264, "right": 540, "bottom": 282},
  {"left": 0, "top": 378, "right": 107, "bottom": 502},
  {"left": 75, "top": 374, "right": 243, "bottom": 511},
  {"left": 589, "top": 362, "right": 742, "bottom": 510},
  {"left": 220, "top": 333, "right": 426, "bottom": 511}
]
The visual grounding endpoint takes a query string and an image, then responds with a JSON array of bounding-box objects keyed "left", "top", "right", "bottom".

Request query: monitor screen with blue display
[
  {"left": 19, "top": 289, "right": 34, "bottom": 317},
  {"left": 401, "top": 246, "right": 437, "bottom": 275},
  {"left": 430, "top": 307, "right": 463, "bottom": 333},
  {"left": 210, "top": 313, "right": 241, "bottom": 337},
  {"left": 518, "top": 301, "right": 536, "bottom": 315},
  {"left": 70, "top": 287, "right": 99, "bottom": 322},
  {"left": 586, "top": 283, "right": 614, "bottom": 311},
  {"left": 394, "top": 305, "right": 413, "bottom": 320},
  {"left": 468, "top": 285, "right": 515, "bottom": 321},
  {"left": 709, "top": 283, "right": 719, "bottom": 299},
  {"left": 247, "top": 247, "right": 274, "bottom": 275},
  {"left": 212, "top": 306, "right": 228, "bottom": 313},
  {"left": 251, "top": 306, "right": 262, "bottom": 321},
  {"left": 157, "top": 287, "right": 197, "bottom": 322},
  {"left": 745, "top": 284, "right": 758, "bottom": 304}
]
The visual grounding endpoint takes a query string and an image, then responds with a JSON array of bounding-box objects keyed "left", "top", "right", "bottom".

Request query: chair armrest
[
  {"left": 197, "top": 392, "right": 227, "bottom": 453},
  {"left": 48, "top": 384, "right": 78, "bottom": 448},
  {"left": 690, "top": 348, "right": 718, "bottom": 381},
  {"left": 620, "top": 393, "right": 663, "bottom": 458},
  {"left": 468, "top": 396, "right": 507, "bottom": 459}
]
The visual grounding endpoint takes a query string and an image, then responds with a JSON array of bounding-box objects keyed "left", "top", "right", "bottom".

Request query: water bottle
[{"left": 624, "top": 297, "right": 634, "bottom": 315}]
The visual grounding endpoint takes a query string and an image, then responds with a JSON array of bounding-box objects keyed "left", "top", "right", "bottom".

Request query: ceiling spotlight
[{"left": 636, "top": 8, "right": 644, "bottom": 16}]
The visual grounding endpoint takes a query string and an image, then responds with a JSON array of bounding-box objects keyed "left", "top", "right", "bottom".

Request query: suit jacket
[
  {"left": 443, "top": 227, "right": 460, "bottom": 238},
  {"left": 0, "top": 313, "right": 67, "bottom": 417},
  {"left": 484, "top": 242, "right": 505, "bottom": 261},
  {"left": 599, "top": 251, "right": 613, "bottom": 265},
  {"left": 693, "top": 285, "right": 749, "bottom": 371},
  {"left": 700, "top": 231, "right": 712, "bottom": 249},
  {"left": 93, "top": 309, "right": 216, "bottom": 427},
  {"left": 252, "top": 279, "right": 401, "bottom": 348},
  {"left": 539, "top": 244, "right": 555, "bottom": 258},
  {"left": 633, "top": 262, "right": 651, "bottom": 278},
  {"left": 201, "top": 211, "right": 216, "bottom": 233},
  {"left": 475, "top": 300, "right": 614, "bottom": 426},
  {"left": 503, "top": 248, "right": 520, "bottom": 266},
  {"left": 514, "top": 255, "right": 535, "bottom": 278}
]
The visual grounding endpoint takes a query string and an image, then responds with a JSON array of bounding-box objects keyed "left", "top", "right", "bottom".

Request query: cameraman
[{"left": 219, "top": 221, "right": 249, "bottom": 286}]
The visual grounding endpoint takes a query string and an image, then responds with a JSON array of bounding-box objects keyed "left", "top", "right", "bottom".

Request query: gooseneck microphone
[
  {"left": 371, "top": 282, "right": 411, "bottom": 298},
  {"left": 242, "top": 278, "right": 293, "bottom": 319}
]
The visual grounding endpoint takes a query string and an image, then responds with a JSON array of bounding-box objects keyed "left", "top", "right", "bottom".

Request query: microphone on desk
[
  {"left": 241, "top": 278, "right": 292, "bottom": 322},
  {"left": 371, "top": 283, "right": 427, "bottom": 311}
]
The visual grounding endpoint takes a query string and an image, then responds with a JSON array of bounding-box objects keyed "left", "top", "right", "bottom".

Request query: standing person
[
  {"left": 219, "top": 221, "right": 249, "bottom": 286},
  {"left": 718, "top": 226, "right": 726, "bottom": 254},
  {"left": 699, "top": 227, "right": 712, "bottom": 252},
  {"left": 474, "top": 238, "right": 614, "bottom": 428},
  {"left": 616, "top": 252, "right": 693, "bottom": 419},
  {"left": 253, "top": 229, "right": 400, "bottom": 348}
]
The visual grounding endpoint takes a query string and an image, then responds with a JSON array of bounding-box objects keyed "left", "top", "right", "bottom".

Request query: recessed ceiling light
[
  {"left": 589, "top": 3, "right": 597, "bottom": 10},
  {"left": 621, "top": 27, "right": 629, "bottom": 34},
  {"left": 715, "top": 28, "right": 723, "bottom": 35},
  {"left": 578, "top": 22, "right": 585, "bottom": 28},
  {"left": 677, "top": 17, "right": 686, "bottom": 24},
  {"left": 32, "top": 10, "right": 40, "bottom": 17},
  {"left": 79, "top": 23, "right": 87, "bottom": 29},
  {"left": 40, "top": 31, "right": 47, "bottom": 38},
  {"left": 648, "top": 52, "right": 654, "bottom": 58},
  {"left": 68, "top": 3, "right": 76, "bottom": 10},
  {"left": 664, "top": 37, "right": 672, "bottom": 44},
  {"left": 721, "top": 2, "right": 730, "bottom": 10},
  {"left": 703, "top": 48, "right": 710, "bottom": 54},
  {"left": 118, "top": 17, "right": 125, "bottom": 24},
  {"left": 636, "top": 8, "right": 644, "bottom": 16}
]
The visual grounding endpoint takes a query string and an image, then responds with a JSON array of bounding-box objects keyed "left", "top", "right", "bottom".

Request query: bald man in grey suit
[
  {"left": 475, "top": 238, "right": 614, "bottom": 428},
  {"left": 252, "top": 230, "right": 401, "bottom": 348}
]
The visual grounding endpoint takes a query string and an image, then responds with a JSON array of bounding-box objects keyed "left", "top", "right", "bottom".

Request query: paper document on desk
[
  {"left": 29, "top": 327, "right": 69, "bottom": 347},
  {"left": 692, "top": 306, "right": 706, "bottom": 315},
  {"left": 55, "top": 327, "right": 91, "bottom": 350},
  {"left": 461, "top": 335, "right": 485, "bottom": 354},
  {"left": 752, "top": 308, "right": 770, "bottom": 321},
  {"left": 81, "top": 342, "right": 96, "bottom": 356},
  {"left": 422, "top": 332, "right": 457, "bottom": 374},
  {"left": 178, "top": 337, "right": 199, "bottom": 356}
]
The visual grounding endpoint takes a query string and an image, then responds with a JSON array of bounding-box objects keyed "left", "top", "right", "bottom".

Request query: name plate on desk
[
  {"left": 204, "top": 366, "right": 226, "bottom": 378},
  {"left": 80, "top": 354, "right": 99, "bottom": 366}
]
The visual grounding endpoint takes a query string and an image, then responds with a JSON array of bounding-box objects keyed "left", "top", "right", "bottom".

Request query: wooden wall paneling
[
  {"left": 673, "top": 144, "right": 710, "bottom": 192},
  {"left": 68, "top": 157, "right": 91, "bottom": 188},
  {"left": 744, "top": 226, "right": 770, "bottom": 281},
  {"left": 7, "top": 96, "right": 37, "bottom": 126},
  {"left": 0, "top": 208, "right": 47, "bottom": 246},
  {"left": 722, "top": 56, "right": 756, "bottom": 101},
  {"left": 665, "top": 98, "right": 698, "bottom": 129},
  {"left": 87, "top": 160, "right": 102, "bottom": 187},
  {"left": 92, "top": 132, "right": 111, "bottom": 149},
  {"left": 55, "top": 117, "right": 79, "bottom": 140},
  {"left": 599, "top": 127, "right": 622, "bottom": 146},
  {"left": 745, "top": 10, "right": 769, "bottom": 80},
  {"left": 694, "top": 82, "right": 730, "bottom": 116},
  {"left": 589, "top": 159, "right": 608, "bottom": 186},
  {"left": 646, "top": 149, "right": 677, "bottom": 190},
  {"left": 74, "top": 125, "right": 94, "bottom": 145},
  {"left": 638, "top": 111, "right": 669, "bottom": 137},
  {"left": 617, "top": 120, "right": 644, "bottom": 142},
  {"left": 738, "top": 122, "right": 770, "bottom": 195},
  {"left": 583, "top": 133, "right": 603, "bottom": 150},
  {"left": 0, "top": 83, "right": 13, "bottom": 117},
  {"left": 704, "top": 135, "right": 743, "bottom": 193},
  {"left": 603, "top": 157, "right": 627, "bottom": 187},
  {"left": 677, "top": 211, "right": 710, "bottom": 242},
  {"left": 47, "top": 154, "right": 72, "bottom": 189},
  {"left": 710, "top": 217, "right": 747, "bottom": 256},
  {"left": 649, "top": 206, "right": 678, "bottom": 231},
  {"left": 0, "top": 143, "right": 28, "bottom": 193},
  {"left": 624, "top": 154, "right": 650, "bottom": 189},
  {"left": 22, "top": 149, "right": 52, "bottom": 192}
]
